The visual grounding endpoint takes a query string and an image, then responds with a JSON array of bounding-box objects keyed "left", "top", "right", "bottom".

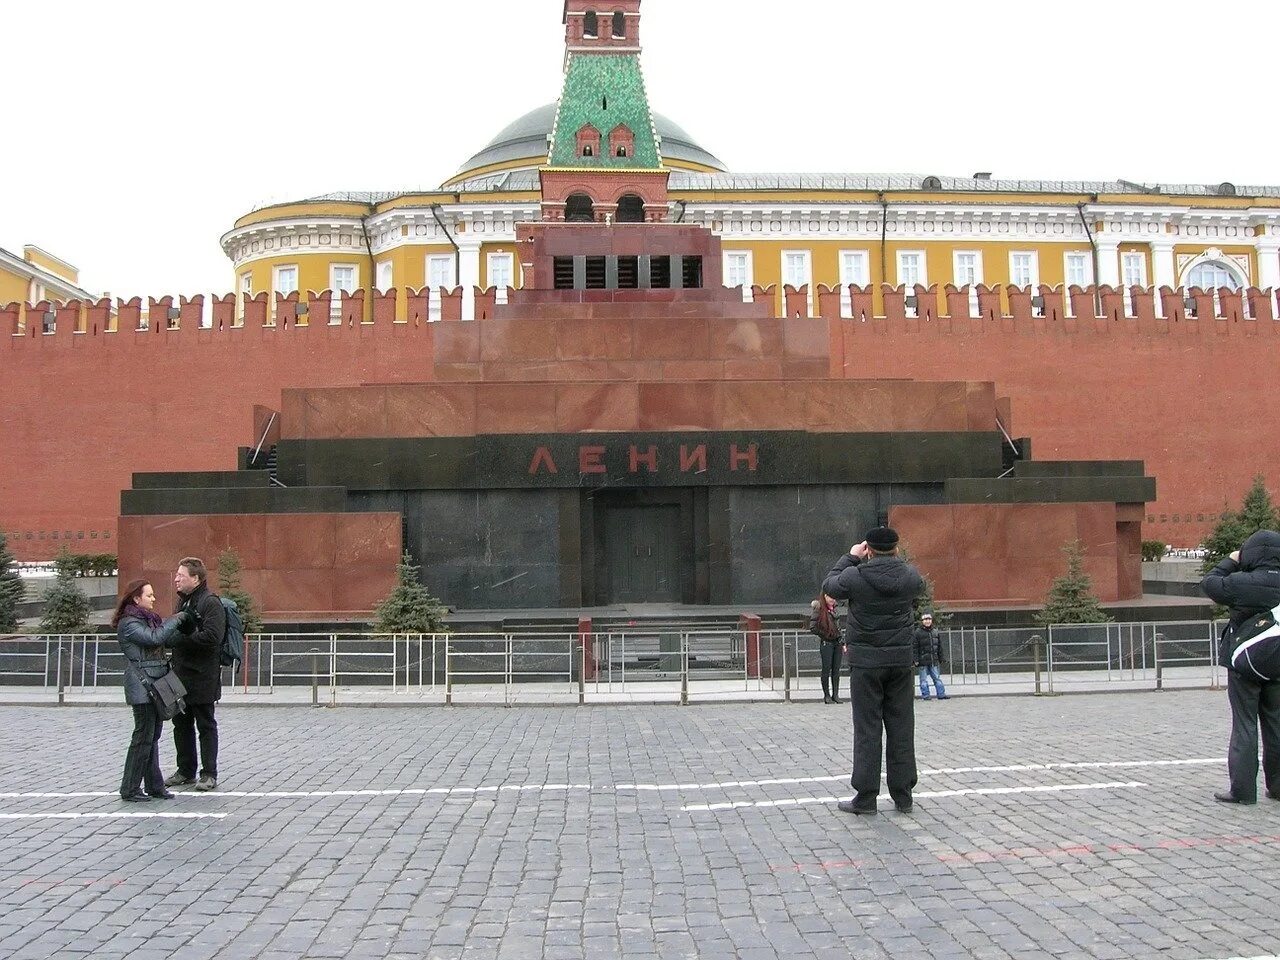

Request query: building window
[
  {"left": 1186, "top": 260, "right": 1244, "bottom": 317},
  {"left": 1009, "top": 252, "right": 1039, "bottom": 290},
  {"left": 272, "top": 265, "right": 298, "bottom": 324},
  {"left": 585, "top": 257, "right": 607, "bottom": 289},
  {"left": 782, "top": 250, "right": 812, "bottom": 289},
  {"left": 583, "top": 11, "right": 598, "bottom": 37},
  {"left": 839, "top": 250, "right": 870, "bottom": 317},
  {"left": 953, "top": 251, "right": 982, "bottom": 315},
  {"left": 612, "top": 10, "right": 625, "bottom": 38},
  {"left": 487, "top": 252, "right": 514, "bottom": 305},
  {"left": 609, "top": 124, "right": 634, "bottom": 160},
  {"left": 238, "top": 272, "right": 252, "bottom": 323},
  {"left": 376, "top": 260, "right": 393, "bottom": 292},
  {"left": 1121, "top": 252, "right": 1147, "bottom": 316},
  {"left": 650, "top": 256, "right": 671, "bottom": 289},
  {"left": 618, "top": 256, "right": 639, "bottom": 289},
  {"left": 426, "top": 254, "right": 456, "bottom": 321},
  {"left": 682, "top": 257, "right": 703, "bottom": 289},
  {"left": 330, "top": 265, "right": 357, "bottom": 323},
  {"left": 1064, "top": 252, "right": 1092, "bottom": 288},
  {"left": 553, "top": 257, "right": 575, "bottom": 290},
  {"left": 724, "top": 250, "right": 753, "bottom": 302},
  {"left": 616, "top": 194, "right": 644, "bottom": 223},
  {"left": 896, "top": 251, "right": 925, "bottom": 289},
  {"left": 565, "top": 194, "right": 595, "bottom": 223},
  {"left": 575, "top": 124, "right": 601, "bottom": 160},
  {"left": 1186, "top": 260, "right": 1242, "bottom": 291}
]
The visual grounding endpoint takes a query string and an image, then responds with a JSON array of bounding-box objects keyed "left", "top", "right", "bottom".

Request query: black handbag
[
  {"left": 126, "top": 654, "right": 188, "bottom": 720},
  {"left": 142, "top": 669, "right": 188, "bottom": 720}
]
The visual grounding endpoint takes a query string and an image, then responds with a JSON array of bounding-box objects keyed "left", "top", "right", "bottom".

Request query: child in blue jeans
[{"left": 913, "top": 612, "right": 949, "bottom": 700}]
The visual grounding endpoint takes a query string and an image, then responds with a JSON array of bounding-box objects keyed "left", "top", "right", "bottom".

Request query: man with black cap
[{"left": 823, "top": 526, "right": 924, "bottom": 815}]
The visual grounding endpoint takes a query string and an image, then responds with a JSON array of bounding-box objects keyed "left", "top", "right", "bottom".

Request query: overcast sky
[{"left": 6, "top": 0, "right": 1279, "bottom": 298}]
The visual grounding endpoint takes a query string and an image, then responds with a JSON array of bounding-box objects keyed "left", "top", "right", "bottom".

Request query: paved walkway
[{"left": 0, "top": 691, "right": 1277, "bottom": 959}]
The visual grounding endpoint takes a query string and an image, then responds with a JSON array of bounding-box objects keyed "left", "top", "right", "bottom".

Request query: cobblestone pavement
[{"left": 0, "top": 691, "right": 1278, "bottom": 960}]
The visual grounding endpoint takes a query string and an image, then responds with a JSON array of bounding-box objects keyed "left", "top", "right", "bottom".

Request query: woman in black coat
[{"left": 113, "top": 579, "right": 190, "bottom": 802}]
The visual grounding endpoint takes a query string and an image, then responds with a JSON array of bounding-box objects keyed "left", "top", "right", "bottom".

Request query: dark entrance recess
[
  {"left": 616, "top": 194, "right": 645, "bottom": 222},
  {"left": 580, "top": 488, "right": 709, "bottom": 605},
  {"left": 565, "top": 193, "right": 595, "bottom": 223}
]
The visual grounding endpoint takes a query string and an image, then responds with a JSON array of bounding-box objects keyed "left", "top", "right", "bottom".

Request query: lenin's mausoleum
[{"left": 4, "top": 1, "right": 1279, "bottom": 617}]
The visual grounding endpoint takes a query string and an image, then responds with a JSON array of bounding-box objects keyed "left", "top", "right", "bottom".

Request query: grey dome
[{"left": 454, "top": 102, "right": 726, "bottom": 176}]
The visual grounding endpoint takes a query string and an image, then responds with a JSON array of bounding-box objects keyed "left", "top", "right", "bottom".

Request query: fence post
[
  {"left": 739, "top": 614, "right": 762, "bottom": 680},
  {"left": 56, "top": 637, "right": 66, "bottom": 705},
  {"left": 1031, "top": 634, "right": 1044, "bottom": 696},
  {"left": 1154, "top": 633, "right": 1164, "bottom": 691},
  {"left": 330, "top": 634, "right": 337, "bottom": 707},
  {"left": 783, "top": 637, "right": 792, "bottom": 703},
  {"left": 680, "top": 633, "right": 689, "bottom": 706},
  {"left": 577, "top": 632, "right": 585, "bottom": 706},
  {"left": 1209, "top": 625, "right": 1221, "bottom": 691},
  {"left": 445, "top": 635, "right": 453, "bottom": 706},
  {"left": 310, "top": 647, "right": 320, "bottom": 706}
]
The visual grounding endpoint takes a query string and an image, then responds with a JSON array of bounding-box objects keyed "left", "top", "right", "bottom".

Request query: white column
[
  {"left": 458, "top": 238, "right": 482, "bottom": 322},
  {"left": 1150, "top": 239, "right": 1176, "bottom": 290},
  {"left": 1257, "top": 239, "right": 1280, "bottom": 293},
  {"left": 1096, "top": 235, "right": 1121, "bottom": 287}
]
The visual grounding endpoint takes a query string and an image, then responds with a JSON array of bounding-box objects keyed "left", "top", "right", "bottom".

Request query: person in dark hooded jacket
[
  {"left": 823, "top": 526, "right": 924, "bottom": 815},
  {"left": 1200, "top": 529, "right": 1280, "bottom": 804}
]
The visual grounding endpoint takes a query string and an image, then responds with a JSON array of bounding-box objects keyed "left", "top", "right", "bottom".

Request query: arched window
[
  {"left": 1187, "top": 260, "right": 1243, "bottom": 291},
  {"left": 616, "top": 145, "right": 627, "bottom": 158},
  {"left": 612, "top": 10, "right": 625, "bottom": 38},
  {"left": 565, "top": 194, "right": 595, "bottom": 223},
  {"left": 582, "top": 144, "right": 594, "bottom": 157},
  {"left": 583, "top": 11, "right": 598, "bottom": 38},
  {"left": 616, "top": 195, "right": 644, "bottom": 223}
]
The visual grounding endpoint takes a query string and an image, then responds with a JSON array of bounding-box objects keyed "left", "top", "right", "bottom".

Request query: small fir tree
[
  {"left": 899, "top": 546, "right": 950, "bottom": 629},
  {"left": 0, "top": 533, "right": 24, "bottom": 633},
  {"left": 39, "top": 548, "right": 91, "bottom": 634},
  {"left": 216, "top": 548, "right": 263, "bottom": 635},
  {"left": 1200, "top": 474, "right": 1279, "bottom": 574},
  {"left": 373, "top": 552, "right": 448, "bottom": 634},
  {"left": 1035, "top": 540, "right": 1112, "bottom": 627}
]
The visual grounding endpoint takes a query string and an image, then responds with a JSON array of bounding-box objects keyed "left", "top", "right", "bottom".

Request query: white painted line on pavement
[
  {"left": 0, "top": 812, "right": 228, "bottom": 820},
  {"left": 681, "top": 781, "right": 1148, "bottom": 812},
  {"left": 620, "top": 758, "right": 1221, "bottom": 792},
  {"left": 0, "top": 758, "right": 1222, "bottom": 803}
]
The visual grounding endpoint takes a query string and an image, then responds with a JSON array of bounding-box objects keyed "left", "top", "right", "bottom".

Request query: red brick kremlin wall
[{"left": 2, "top": 282, "right": 1277, "bottom": 561}]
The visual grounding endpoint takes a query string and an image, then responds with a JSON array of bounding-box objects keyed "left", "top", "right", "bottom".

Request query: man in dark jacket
[
  {"left": 166, "top": 557, "right": 226, "bottom": 792},
  {"left": 913, "top": 612, "right": 949, "bottom": 701},
  {"left": 1200, "top": 529, "right": 1280, "bottom": 805},
  {"left": 823, "top": 526, "right": 924, "bottom": 815}
]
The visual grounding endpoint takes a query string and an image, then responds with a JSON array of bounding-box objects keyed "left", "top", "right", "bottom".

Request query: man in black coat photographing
[
  {"left": 823, "top": 526, "right": 924, "bottom": 815},
  {"left": 1200, "top": 529, "right": 1280, "bottom": 805},
  {"left": 166, "top": 557, "right": 227, "bottom": 792}
]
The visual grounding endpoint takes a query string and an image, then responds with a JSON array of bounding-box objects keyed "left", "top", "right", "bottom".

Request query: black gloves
[{"left": 175, "top": 610, "right": 198, "bottom": 635}]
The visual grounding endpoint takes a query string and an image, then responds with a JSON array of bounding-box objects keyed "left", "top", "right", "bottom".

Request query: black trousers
[
  {"left": 820, "top": 642, "right": 843, "bottom": 698},
  {"left": 172, "top": 702, "right": 218, "bottom": 779},
  {"left": 849, "top": 666, "right": 917, "bottom": 806},
  {"left": 1226, "top": 670, "right": 1280, "bottom": 802},
  {"left": 121, "top": 704, "right": 164, "bottom": 797}
]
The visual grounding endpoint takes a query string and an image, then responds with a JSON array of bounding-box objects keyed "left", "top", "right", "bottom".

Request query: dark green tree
[
  {"left": 1201, "top": 475, "right": 1279, "bottom": 574},
  {"left": 373, "top": 552, "right": 448, "bottom": 634},
  {"left": 1035, "top": 540, "right": 1112, "bottom": 627},
  {"left": 0, "top": 533, "right": 23, "bottom": 633},
  {"left": 39, "top": 548, "right": 91, "bottom": 634},
  {"left": 899, "top": 546, "right": 950, "bottom": 628},
  {"left": 216, "top": 548, "right": 263, "bottom": 635}
]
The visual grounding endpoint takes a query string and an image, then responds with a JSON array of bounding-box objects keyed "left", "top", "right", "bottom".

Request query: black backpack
[{"left": 1228, "top": 602, "right": 1280, "bottom": 681}]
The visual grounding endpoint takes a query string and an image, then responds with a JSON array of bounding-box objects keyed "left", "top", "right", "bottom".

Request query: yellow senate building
[{"left": 221, "top": 3, "right": 1280, "bottom": 324}]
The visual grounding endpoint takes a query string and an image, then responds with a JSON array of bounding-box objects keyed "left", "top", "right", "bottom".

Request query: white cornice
[{"left": 0, "top": 246, "right": 95, "bottom": 302}]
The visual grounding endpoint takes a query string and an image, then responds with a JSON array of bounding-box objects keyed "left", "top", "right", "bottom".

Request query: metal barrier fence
[{"left": 0, "top": 622, "right": 1228, "bottom": 705}]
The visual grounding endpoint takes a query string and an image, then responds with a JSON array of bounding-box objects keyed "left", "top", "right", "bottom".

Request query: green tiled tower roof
[{"left": 547, "top": 54, "right": 662, "bottom": 169}]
